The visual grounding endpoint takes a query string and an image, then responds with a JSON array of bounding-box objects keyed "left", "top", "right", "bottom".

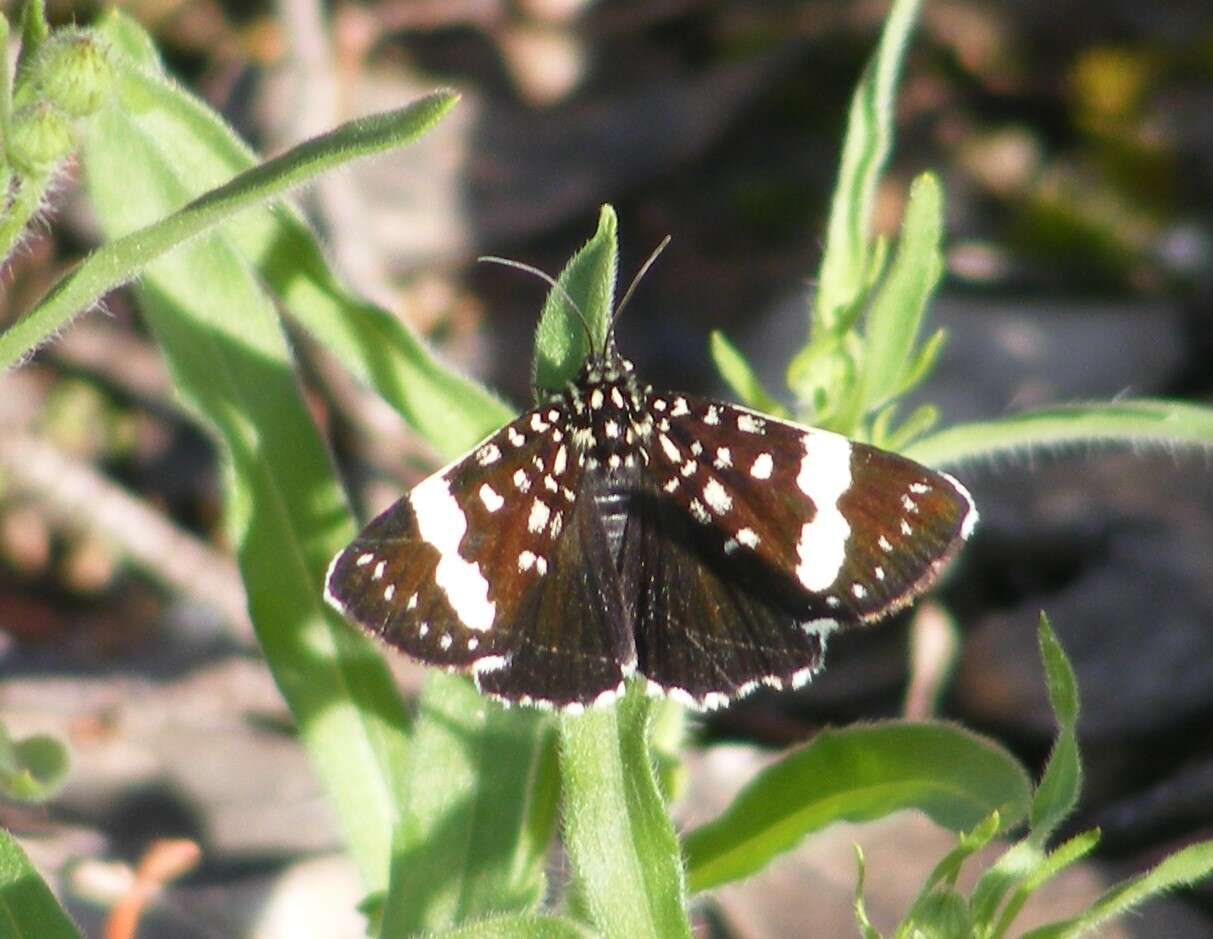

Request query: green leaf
[
  {"left": 904, "top": 400, "right": 1213, "bottom": 468},
  {"left": 0, "top": 724, "right": 69, "bottom": 803},
  {"left": 896, "top": 888, "right": 972, "bottom": 939},
  {"left": 984, "top": 829, "right": 1101, "bottom": 939},
  {"left": 1029, "top": 615, "right": 1082, "bottom": 845},
  {"left": 381, "top": 675, "right": 559, "bottom": 934},
  {"left": 0, "top": 71, "right": 458, "bottom": 374},
  {"left": 919, "top": 812, "right": 1001, "bottom": 895},
  {"left": 532, "top": 205, "right": 618, "bottom": 393},
  {"left": 559, "top": 684, "right": 691, "bottom": 939},
  {"left": 848, "top": 173, "right": 945, "bottom": 427},
  {"left": 424, "top": 913, "right": 598, "bottom": 939},
  {"left": 968, "top": 841, "right": 1045, "bottom": 934},
  {"left": 853, "top": 846, "right": 883, "bottom": 939},
  {"left": 90, "top": 11, "right": 509, "bottom": 453},
  {"left": 81, "top": 99, "right": 412, "bottom": 890},
  {"left": 709, "top": 331, "right": 789, "bottom": 417},
  {"left": 0, "top": 828, "right": 81, "bottom": 939},
  {"left": 814, "top": 0, "right": 924, "bottom": 332},
  {"left": 684, "top": 722, "right": 1031, "bottom": 894},
  {"left": 1018, "top": 840, "right": 1213, "bottom": 939}
]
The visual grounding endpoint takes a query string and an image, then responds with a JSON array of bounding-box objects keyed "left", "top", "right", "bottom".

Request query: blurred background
[{"left": 2, "top": 0, "right": 1213, "bottom": 935}]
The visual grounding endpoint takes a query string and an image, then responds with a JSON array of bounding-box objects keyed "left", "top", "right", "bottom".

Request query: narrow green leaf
[
  {"left": 381, "top": 675, "right": 558, "bottom": 935},
  {"left": 81, "top": 105, "right": 411, "bottom": 889},
  {"left": 17, "top": 0, "right": 49, "bottom": 72},
  {"left": 853, "top": 846, "right": 883, "bottom": 939},
  {"left": 684, "top": 722, "right": 1031, "bottom": 894},
  {"left": 0, "top": 829, "right": 81, "bottom": 939},
  {"left": 985, "top": 830, "right": 1101, "bottom": 939},
  {"left": 814, "top": 0, "right": 923, "bottom": 331},
  {"left": 876, "top": 402, "right": 939, "bottom": 453},
  {"left": 1, "top": 14, "right": 12, "bottom": 143},
  {"left": 709, "top": 331, "right": 789, "bottom": 417},
  {"left": 1029, "top": 615, "right": 1082, "bottom": 845},
  {"left": 0, "top": 724, "right": 69, "bottom": 803},
  {"left": 0, "top": 79, "right": 458, "bottom": 372},
  {"left": 559, "top": 684, "right": 692, "bottom": 939},
  {"left": 1018, "top": 840, "right": 1213, "bottom": 939},
  {"left": 532, "top": 205, "right": 618, "bottom": 393},
  {"left": 849, "top": 172, "right": 944, "bottom": 425},
  {"left": 969, "top": 841, "right": 1045, "bottom": 933},
  {"left": 904, "top": 400, "right": 1213, "bottom": 468},
  {"left": 919, "top": 812, "right": 1001, "bottom": 895},
  {"left": 90, "top": 11, "right": 509, "bottom": 452},
  {"left": 425, "top": 913, "right": 598, "bottom": 939},
  {"left": 894, "top": 326, "right": 947, "bottom": 400}
]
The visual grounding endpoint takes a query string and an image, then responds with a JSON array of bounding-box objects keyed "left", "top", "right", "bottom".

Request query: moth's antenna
[
  {"left": 609, "top": 235, "right": 671, "bottom": 334},
  {"left": 479, "top": 256, "right": 598, "bottom": 360}
]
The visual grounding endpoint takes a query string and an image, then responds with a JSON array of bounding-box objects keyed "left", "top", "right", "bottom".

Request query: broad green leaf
[
  {"left": 847, "top": 173, "right": 944, "bottom": 428},
  {"left": 82, "top": 102, "right": 411, "bottom": 890},
  {"left": 684, "top": 722, "right": 1031, "bottom": 894},
  {"left": 381, "top": 675, "right": 558, "bottom": 934},
  {"left": 814, "top": 0, "right": 923, "bottom": 332},
  {"left": 709, "top": 331, "right": 788, "bottom": 417},
  {"left": 91, "top": 10, "right": 509, "bottom": 452},
  {"left": 1018, "top": 840, "right": 1213, "bottom": 939},
  {"left": 559, "top": 684, "right": 691, "bottom": 939},
  {"left": 0, "top": 828, "right": 81, "bottom": 939},
  {"left": 905, "top": 400, "right": 1213, "bottom": 467},
  {"left": 1030, "top": 614, "right": 1082, "bottom": 845},
  {"left": 0, "top": 724, "right": 69, "bottom": 803},
  {"left": 532, "top": 205, "right": 618, "bottom": 393},
  {"left": 426, "top": 913, "right": 598, "bottom": 939}
]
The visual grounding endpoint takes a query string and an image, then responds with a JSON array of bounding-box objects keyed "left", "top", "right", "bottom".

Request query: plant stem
[{"left": 557, "top": 685, "right": 691, "bottom": 939}]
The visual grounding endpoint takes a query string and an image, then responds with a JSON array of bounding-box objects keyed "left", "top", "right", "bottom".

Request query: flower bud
[
  {"left": 31, "top": 29, "right": 115, "bottom": 118},
  {"left": 7, "top": 101, "right": 74, "bottom": 176}
]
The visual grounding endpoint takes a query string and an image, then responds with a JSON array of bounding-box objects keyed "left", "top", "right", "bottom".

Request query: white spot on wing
[
  {"left": 671, "top": 397, "right": 690, "bottom": 416},
  {"left": 410, "top": 475, "right": 496, "bottom": 631},
  {"left": 513, "top": 469, "right": 531, "bottom": 492},
  {"left": 553, "top": 445, "right": 568, "bottom": 475},
  {"left": 356, "top": 553, "right": 374, "bottom": 567},
  {"left": 737, "top": 413, "right": 765, "bottom": 434},
  {"left": 658, "top": 434, "right": 680, "bottom": 462},
  {"left": 611, "top": 386, "right": 625, "bottom": 408},
  {"left": 383, "top": 584, "right": 395, "bottom": 601},
  {"left": 689, "top": 499, "right": 710, "bottom": 525},
  {"left": 802, "top": 617, "right": 839, "bottom": 637},
  {"left": 704, "top": 405, "right": 720, "bottom": 425},
  {"left": 878, "top": 535, "right": 893, "bottom": 552},
  {"left": 528, "top": 499, "right": 551, "bottom": 533},
  {"left": 736, "top": 527, "right": 759, "bottom": 548},
  {"left": 479, "top": 483, "right": 504, "bottom": 512},
  {"left": 508, "top": 427, "right": 525, "bottom": 447},
  {"left": 714, "top": 447, "right": 732, "bottom": 469},
  {"left": 518, "top": 550, "right": 536, "bottom": 571},
  {"left": 703, "top": 478, "right": 732, "bottom": 515},
  {"left": 530, "top": 413, "right": 549, "bottom": 432},
  {"left": 794, "top": 431, "right": 853, "bottom": 591},
  {"left": 372, "top": 560, "right": 386, "bottom": 581},
  {"left": 750, "top": 452, "right": 773, "bottom": 479},
  {"left": 477, "top": 443, "right": 501, "bottom": 466}
]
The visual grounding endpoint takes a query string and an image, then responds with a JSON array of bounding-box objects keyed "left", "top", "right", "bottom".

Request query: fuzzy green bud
[
  {"left": 6, "top": 100, "right": 74, "bottom": 176},
  {"left": 30, "top": 29, "right": 114, "bottom": 118}
]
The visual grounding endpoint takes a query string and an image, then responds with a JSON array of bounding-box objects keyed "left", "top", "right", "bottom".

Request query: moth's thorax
[{"left": 558, "top": 354, "right": 654, "bottom": 473}]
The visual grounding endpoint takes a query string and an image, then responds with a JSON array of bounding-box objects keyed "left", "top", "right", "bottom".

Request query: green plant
[{"left": 3, "top": 0, "right": 1213, "bottom": 936}]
